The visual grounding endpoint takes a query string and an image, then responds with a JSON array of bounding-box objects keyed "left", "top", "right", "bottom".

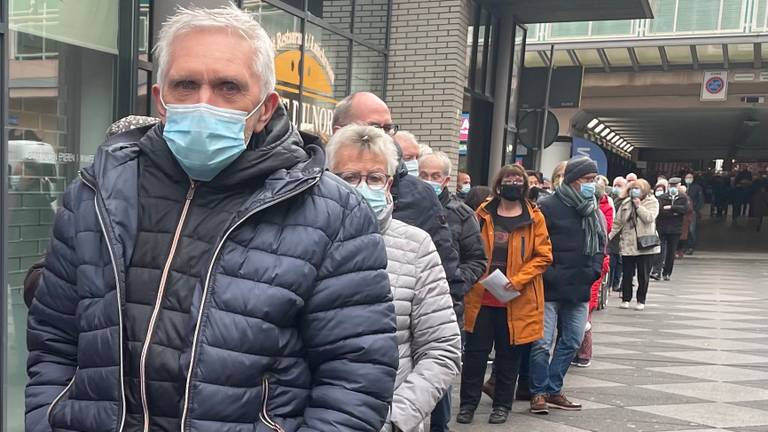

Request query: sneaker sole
[
  {"left": 574, "top": 362, "right": 591, "bottom": 368},
  {"left": 547, "top": 403, "right": 582, "bottom": 411},
  {"left": 529, "top": 408, "right": 549, "bottom": 415}
]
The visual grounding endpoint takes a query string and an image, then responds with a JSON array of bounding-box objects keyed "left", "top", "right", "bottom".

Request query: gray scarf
[{"left": 555, "top": 184, "right": 604, "bottom": 255}]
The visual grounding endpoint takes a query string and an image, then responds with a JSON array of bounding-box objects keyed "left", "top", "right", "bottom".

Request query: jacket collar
[{"left": 477, "top": 197, "right": 537, "bottom": 227}]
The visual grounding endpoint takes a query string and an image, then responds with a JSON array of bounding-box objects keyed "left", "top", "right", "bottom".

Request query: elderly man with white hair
[
  {"left": 26, "top": 6, "right": 399, "bottom": 432},
  {"left": 327, "top": 125, "right": 462, "bottom": 432}
]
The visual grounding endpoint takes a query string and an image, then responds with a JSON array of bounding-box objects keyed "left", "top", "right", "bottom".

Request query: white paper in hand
[{"left": 480, "top": 269, "right": 520, "bottom": 303}]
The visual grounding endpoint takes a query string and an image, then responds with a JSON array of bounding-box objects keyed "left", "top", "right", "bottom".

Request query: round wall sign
[{"left": 706, "top": 76, "right": 725, "bottom": 94}]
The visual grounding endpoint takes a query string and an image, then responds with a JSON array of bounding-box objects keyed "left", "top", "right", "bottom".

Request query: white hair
[
  {"left": 419, "top": 144, "right": 433, "bottom": 157},
  {"left": 420, "top": 151, "right": 452, "bottom": 177},
  {"left": 154, "top": 4, "right": 276, "bottom": 97},
  {"left": 326, "top": 125, "right": 399, "bottom": 176}
]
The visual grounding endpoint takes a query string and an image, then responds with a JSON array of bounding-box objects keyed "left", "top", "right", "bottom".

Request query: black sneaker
[
  {"left": 571, "top": 357, "right": 591, "bottom": 368},
  {"left": 650, "top": 273, "right": 661, "bottom": 281},
  {"left": 488, "top": 406, "right": 510, "bottom": 424},
  {"left": 663, "top": 275, "right": 671, "bottom": 281},
  {"left": 456, "top": 407, "right": 475, "bottom": 424}
]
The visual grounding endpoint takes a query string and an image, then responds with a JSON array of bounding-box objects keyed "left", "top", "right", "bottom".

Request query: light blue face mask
[
  {"left": 612, "top": 186, "right": 621, "bottom": 196},
  {"left": 655, "top": 190, "right": 664, "bottom": 197},
  {"left": 162, "top": 96, "right": 265, "bottom": 181},
  {"left": 426, "top": 180, "right": 444, "bottom": 195},
  {"left": 356, "top": 183, "right": 389, "bottom": 215},
  {"left": 460, "top": 184, "right": 471, "bottom": 194},
  {"left": 579, "top": 181, "right": 596, "bottom": 198},
  {"left": 630, "top": 188, "right": 641, "bottom": 198},
  {"left": 404, "top": 159, "right": 419, "bottom": 177},
  {"left": 669, "top": 187, "right": 679, "bottom": 196}
]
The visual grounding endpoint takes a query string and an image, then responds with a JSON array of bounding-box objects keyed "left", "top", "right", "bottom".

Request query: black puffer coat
[
  {"left": 26, "top": 107, "right": 399, "bottom": 432},
  {"left": 656, "top": 192, "right": 689, "bottom": 234}
]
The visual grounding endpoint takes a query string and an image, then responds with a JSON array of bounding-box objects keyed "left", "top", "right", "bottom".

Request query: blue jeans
[
  {"left": 430, "top": 387, "right": 451, "bottom": 432},
  {"left": 529, "top": 301, "right": 589, "bottom": 396}
]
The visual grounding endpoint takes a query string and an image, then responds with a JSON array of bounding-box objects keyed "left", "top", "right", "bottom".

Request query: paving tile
[
  {"left": 678, "top": 294, "right": 761, "bottom": 302},
  {"left": 629, "top": 403, "right": 768, "bottom": 428},
  {"left": 660, "top": 329, "right": 767, "bottom": 339},
  {"left": 576, "top": 367, "right": 706, "bottom": 386},
  {"left": 667, "top": 320, "right": 768, "bottom": 330},
  {"left": 563, "top": 374, "right": 625, "bottom": 388},
  {"left": 672, "top": 305, "right": 763, "bottom": 313},
  {"left": 541, "top": 407, "right": 706, "bottom": 432},
  {"left": 592, "top": 323, "right": 653, "bottom": 333},
  {"left": 641, "top": 382, "right": 768, "bottom": 402},
  {"left": 647, "top": 365, "right": 768, "bottom": 382},
  {"left": 658, "top": 339, "right": 768, "bottom": 351},
  {"left": 654, "top": 350, "right": 768, "bottom": 365},
  {"left": 669, "top": 312, "right": 765, "bottom": 321},
  {"left": 570, "top": 385, "right": 711, "bottom": 407}
]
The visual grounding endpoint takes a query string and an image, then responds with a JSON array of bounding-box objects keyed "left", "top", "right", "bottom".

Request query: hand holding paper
[{"left": 480, "top": 269, "right": 521, "bottom": 303}]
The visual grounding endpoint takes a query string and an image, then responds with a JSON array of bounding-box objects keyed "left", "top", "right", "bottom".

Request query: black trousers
[
  {"left": 659, "top": 233, "right": 681, "bottom": 277},
  {"left": 460, "top": 306, "right": 526, "bottom": 410},
  {"left": 621, "top": 254, "right": 652, "bottom": 304}
]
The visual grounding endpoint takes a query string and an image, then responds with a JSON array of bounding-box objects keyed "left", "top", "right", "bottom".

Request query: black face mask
[
  {"left": 499, "top": 184, "right": 523, "bottom": 201},
  {"left": 528, "top": 186, "right": 541, "bottom": 201}
]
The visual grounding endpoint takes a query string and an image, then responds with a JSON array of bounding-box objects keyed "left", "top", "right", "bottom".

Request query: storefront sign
[
  {"left": 459, "top": 112, "right": 470, "bottom": 141},
  {"left": 571, "top": 136, "right": 608, "bottom": 176},
  {"left": 701, "top": 71, "right": 728, "bottom": 101}
]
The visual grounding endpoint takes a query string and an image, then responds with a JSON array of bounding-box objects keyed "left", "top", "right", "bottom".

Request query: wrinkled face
[
  {"left": 458, "top": 172, "right": 471, "bottom": 187},
  {"left": 613, "top": 179, "right": 626, "bottom": 188},
  {"left": 419, "top": 156, "right": 449, "bottom": 189},
  {"left": 394, "top": 133, "right": 420, "bottom": 161},
  {"left": 152, "top": 28, "right": 280, "bottom": 136},
  {"left": 334, "top": 93, "right": 395, "bottom": 135},
  {"left": 330, "top": 144, "right": 393, "bottom": 194}
]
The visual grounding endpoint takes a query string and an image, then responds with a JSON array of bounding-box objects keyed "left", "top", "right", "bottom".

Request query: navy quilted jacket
[{"left": 26, "top": 108, "right": 399, "bottom": 432}]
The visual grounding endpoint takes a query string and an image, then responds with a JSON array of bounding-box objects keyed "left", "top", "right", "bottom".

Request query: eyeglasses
[
  {"left": 335, "top": 171, "right": 390, "bottom": 190},
  {"left": 501, "top": 179, "right": 525, "bottom": 186},
  {"left": 368, "top": 122, "right": 399, "bottom": 136}
]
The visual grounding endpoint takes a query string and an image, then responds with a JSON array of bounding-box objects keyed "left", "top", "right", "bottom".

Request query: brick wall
[{"left": 386, "top": 0, "right": 468, "bottom": 169}]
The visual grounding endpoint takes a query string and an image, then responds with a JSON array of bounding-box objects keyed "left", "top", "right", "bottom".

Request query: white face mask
[{"left": 404, "top": 159, "right": 419, "bottom": 176}]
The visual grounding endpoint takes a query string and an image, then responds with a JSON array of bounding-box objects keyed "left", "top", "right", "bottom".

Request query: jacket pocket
[
  {"left": 260, "top": 376, "right": 285, "bottom": 432},
  {"left": 47, "top": 367, "right": 78, "bottom": 426}
]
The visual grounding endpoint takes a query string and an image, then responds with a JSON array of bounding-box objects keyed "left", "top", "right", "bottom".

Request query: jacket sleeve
[
  {"left": 509, "top": 214, "right": 552, "bottom": 289},
  {"left": 609, "top": 202, "right": 627, "bottom": 241},
  {"left": 299, "top": 197, "right": 398, "bottom": 432},
  {"left": 636, "top": 196, "right": 659, "bottom": 224},
  {"left": 457, "top": 213, "right": 487, "bottom": 295},
  {"left": 670, "top": 195, "right": 689, "bottom": 215},
  {"left": 26, "top": 186, "right": 81, "bottom": 432},
  {"left": 390, "top": 235, "right": 461, "bottom": 432}
]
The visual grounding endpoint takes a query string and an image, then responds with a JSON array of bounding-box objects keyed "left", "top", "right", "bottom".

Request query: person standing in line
[
  {"left": 465, "top": 186, "right": 493, "bottom": 212},
  {"left": 655, "top": 178, "right": 689, "bottom": 281},
  {"left": 684, "top": 173, "right": 705, "bottom": 254},
  {"left": 573, "top": 175, "right": 614, "bottom": 368},
  {"left": 457, "top": 164, "right": 552, "bottom": 425},
  {"left": 551, "top": 161, "right": 568, "bottom": 188},
  {"left": 529, "top": 157, "right": 605, "bottom": 414},
  {"left": 418, "top": 151, "right": 488, "bottom": 432},
  {"left": 326, "top": 125, "right": 462, "bottom": 432},
  {"left": 649, "top": 179, "right": 668, "bottom": 281},
  {"left": 677, "top": 184, "right": 695, "bottom": 257},
  {"left": 611, "top": 179, "right": 660, "bottom": 310},
  {"left": 608, "top": 176, "right": 627, "bottom": 292},
  {"left": 457, "top": 171, "right": 472, "bottom": 200}
]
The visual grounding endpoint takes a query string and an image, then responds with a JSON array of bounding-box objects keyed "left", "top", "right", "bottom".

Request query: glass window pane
[
  {"left": 524, "top": 51, "right": 545, "bottom": 67},
  {"left": 591, "top": 20, "right": 634, "bottom": 37},
  {"left": 648, "top": 0, "right": 676, "bottom": 33},
  {"left": 721, "top": 0, "right": 744, "bottom": 30},
  {"left": 549, "top": 21, "right": 589, "bottom": 39},
  {"left": 302, "top": 23, "right": 349, "bottom": 136},
  {"left": 484, "top": 18, "right": 498, "bottom": 96},
  {"left": 664, "top": 45, "right": 693, "bottom": 64},
  {"left": 474, "top": 8, "right": 489, "bottom": 93},
  {"left": 466, "top": 1, "right": 476, "bottom": 88},
  {"left": 136, "top": 69, "right": 150, "bottom": 116},
  {"left": 351, "top": 43, "right": 385, "bottom": 98},
  {"left": 139, "top": 0, "right": 151, "bottom": 62},
  {"left": 604, "top": 48, "right": 633, "bottom": 66},
  {"left": 354, "top": 0, "right": 389, "bottom": 47},
  {"left": 6, "top": 1, "right": 119, "bottom": 428},
  {"left": 677, "top": 0, "right": 720, "bottom": 32},
  {"left": 635, "top": 46, "right": 662, "bottom": 64},
  {"left": 508, "top": 25, "right": 525, "bottom": 127},
  {"left": 758, "top": 0, "right": 768, "bottom": 31},
  {"left": 552, "top": 50, "right": 573, "bottom": 66},
  {"left": 573, "top": 49, "right": 603, "bottom": 67},
  {"left": 697, "top": 44, "right": 724, "bottom": 63},
  {"left": 308, "top": 0, "right": 352, "bottom": 31},
  {"left": 728, "top": 43, "right": 753, "bottom": 63}
]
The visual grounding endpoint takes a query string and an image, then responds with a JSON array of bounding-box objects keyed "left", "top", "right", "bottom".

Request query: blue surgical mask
[
  {"left": 612, "top": 186, "right": 621, "bottom": 196},
  {"left": 655, "top": 190, "right": 664, "bottom": 197},
  {"left": 162, "top": 96, "right": 265, "bottom": 181},
  {"left": 460, "top": 184, "right": 471, "bottom": 194},
  {"left": 580, "top": 182, "right": 596, "bottom": 198},
  {"left": 685, "top": 177, "right": 693, "bottom": 185},
  {"left": 669, "top": 187, "right": 678, "bottom": 196},
  {"left": 404, "top": 159, "right": 419, "bottom": 176},
  {"left": 356, "top": 183, "right": 389, "bottom": 215},
  {"left": 630, "top": 188, "right": 641, "bottom": 198},
  {"left": 426, "top": 180, "right": 444, "bottom": 195}
]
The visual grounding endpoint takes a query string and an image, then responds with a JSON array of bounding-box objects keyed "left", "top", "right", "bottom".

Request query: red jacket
[{"left": 590, "top": 195, "right": 614, "bottom": 310}]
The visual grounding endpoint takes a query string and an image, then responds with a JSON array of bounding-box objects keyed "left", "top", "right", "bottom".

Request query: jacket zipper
[
  {"left": 179, "top": 177, "right": 320, "bottom": 430},
  {"left": 139, "top": 181, "right": 197, "bottom": 432},
  {"left": 259, "top": 377, "right": 285, "bottom": 432},
  {"left": 80, "top": 173, "right": 127, "bottom": 432},
  {"left": 47, "top": 366, "right": 79, "bottom": 425}
]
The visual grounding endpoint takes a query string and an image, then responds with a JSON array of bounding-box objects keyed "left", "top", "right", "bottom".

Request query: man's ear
[{"left": 252, "top": 92, "right": 281, "bottom": 133}]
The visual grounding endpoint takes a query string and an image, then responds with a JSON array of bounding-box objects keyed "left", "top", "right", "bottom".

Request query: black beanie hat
[{"left": 564, "top": 157, "right": 598, "bottom": 184}]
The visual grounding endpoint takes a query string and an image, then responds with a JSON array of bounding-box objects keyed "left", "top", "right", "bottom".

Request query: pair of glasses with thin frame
[{"left": 335, "top": 172, "right": 390, "bottom": 190}]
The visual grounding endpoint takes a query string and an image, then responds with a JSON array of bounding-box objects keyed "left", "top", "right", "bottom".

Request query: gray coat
[
  {"left": 610, "top": 195, "right": 661, "bottom": 256},
  {"left": 379, "top": 213, "right": 462, "bottom": 432}
]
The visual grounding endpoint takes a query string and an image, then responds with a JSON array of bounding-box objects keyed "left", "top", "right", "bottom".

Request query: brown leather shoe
[
  {"left": 529, "top": 394, "right": 549, "bottom": 415},
  {"left": 546, "top": 393, "right": 582, "bottom": 411}
]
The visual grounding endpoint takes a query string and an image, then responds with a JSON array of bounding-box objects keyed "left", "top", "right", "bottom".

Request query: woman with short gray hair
[{"left": 327, "top": 125, "right": 462, "bottom": 432}]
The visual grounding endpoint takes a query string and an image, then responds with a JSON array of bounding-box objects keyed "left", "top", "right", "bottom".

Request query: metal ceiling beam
[
  {"left": 690, "top": 45, "right": 699, "bottom": 70},
  {"left": 538, "top": 50, "right": 550, "bottom": 66},
  {"left": 568, "top": 49, "right": 581, "bottom": 66},
  {"left": 628, "top": 47, "right": 640, "bottom": 72},
  {"left": 525, "top": 33, "right": 768, "bottom": 51},
  {"left": 597, "top": 48, "right": 611, "bottom": 73},
  {"left": 755, "top": 43, "right": 763, "bottom": 69},
  {"left": 722, "top": 44, "right": 730, "bottom": 69},
  {"left": 658, "top": 46, "right": 670, "bottom": 71}
]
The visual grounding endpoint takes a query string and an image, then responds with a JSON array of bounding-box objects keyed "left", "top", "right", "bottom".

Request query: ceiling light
[
  {"left": 611, "top": 135, "right": 620, "bottom": 143},
  {"left": 606, "top": 132, "right": 616, "bottom": 140},
  {"left": 593, "top": 123, "right": 605, "bottom": 133},
  {"left": 600, "top": 128, "right": 611, "bottom": 137},
  {"left": 587, "top": 118, "right": 600, "bottom": 128}
]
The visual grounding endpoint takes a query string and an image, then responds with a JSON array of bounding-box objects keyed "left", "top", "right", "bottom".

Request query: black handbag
[{"left": 633, "top": 206, "right": 660, "bottom": 250}]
